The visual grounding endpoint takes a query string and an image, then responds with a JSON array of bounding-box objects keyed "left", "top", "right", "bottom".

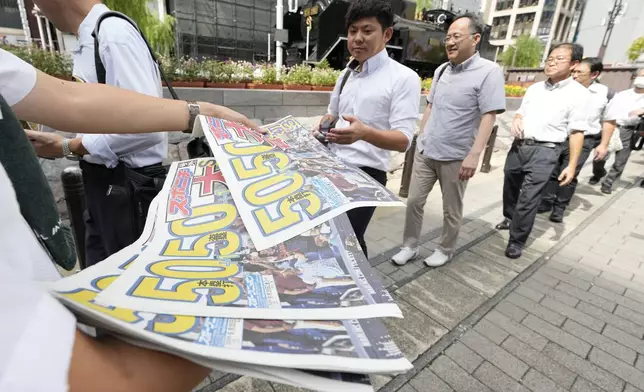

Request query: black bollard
[
  {"left": 399, "top": 135, "right": 418, "bottom": 198},
  {"left": 480, "top": 125, "right": 498, "bottom": 173},
  {"left": 62, "top": 166, "right": 87, "bottom": 269}
]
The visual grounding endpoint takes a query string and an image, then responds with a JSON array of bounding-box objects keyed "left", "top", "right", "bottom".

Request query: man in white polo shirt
[
  {"left": 496, "top": 43, "right": 591, "bottom": 259},
  {"left": 538, "top": 57, "right": 612, "bottom": 222},
  {"left": 29, "top": 0, "right": 167, "bottom": 266},
  {"left": 316, "top": 0, "right": 421, "bottom": 258}
]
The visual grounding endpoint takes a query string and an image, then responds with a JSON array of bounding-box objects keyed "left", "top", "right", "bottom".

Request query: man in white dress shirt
[
  {"left": 496, "top": 43, "right": 590, "bottom": 259},
  {"left": 316, "top": 0, "right": 421, "bottom": 257},
  {"left": 538, "top": 57, "right": 612, "bottom": 222},
  {"left": 392, "top": 14, "right": 506, "bottom": 268},
  {"left": 593, "top": 68, "right": 644, "bottom": 193},
  {"left": 30, "top": 0, "right": 167, "bottom": 266}
]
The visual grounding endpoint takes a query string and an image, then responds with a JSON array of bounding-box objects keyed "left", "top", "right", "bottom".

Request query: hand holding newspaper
[{"left": 49, "top": 116, "right": 410, "bottom": 391}]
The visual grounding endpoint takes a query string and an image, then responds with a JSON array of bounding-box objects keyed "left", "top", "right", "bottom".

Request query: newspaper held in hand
[
  {"left": 49, "top": 197, "right": 412, "bottom": 380},
  {"left": 95, "top": 158, "right": 400, "bottom": 320},
  {"left": 193, "top": 115, "right": 404, "bottom": 251}
]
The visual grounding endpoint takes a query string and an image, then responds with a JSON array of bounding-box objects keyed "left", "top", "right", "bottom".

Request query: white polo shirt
[
  {"left": 604, "top": 88, "right": 644, "bottom": 127},
  {"left": 74, "top": 4, "right": 166, "bottom": 169},
  {"left": 584, "top": 82, "right": 610, "bottom": 136},
  {"left": 327, "top": 49, "right": 421, "bottom": 172},
  {"left": 518, "top": 77, "right": 592, "bottom": 143}
]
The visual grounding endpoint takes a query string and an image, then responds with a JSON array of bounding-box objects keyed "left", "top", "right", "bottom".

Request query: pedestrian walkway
[
  {"left": 195, "top": 125, "right": 644, "bottom": 392},
  {"left": 395, "top": 169, "right": 644, "bottom": 392}
]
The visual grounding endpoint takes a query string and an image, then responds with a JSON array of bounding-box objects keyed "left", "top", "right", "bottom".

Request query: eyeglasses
[
  {"left": 546, "top": 56, "right": 571, "bottom": 64},
  {"left": 442, "top": 33, "right": 475, "bottom": 44}
]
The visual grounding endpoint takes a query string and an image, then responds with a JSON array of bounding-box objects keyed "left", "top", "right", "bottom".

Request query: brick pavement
[{"left": 395, "top": 175, "right": 644, "bottom": 392}]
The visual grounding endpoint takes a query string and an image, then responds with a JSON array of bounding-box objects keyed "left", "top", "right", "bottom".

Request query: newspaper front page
[
  {"left": 196, "top": 116, "right": 404, "bottom": 251},
  {"left": 96, "top": 159, "right": 400, "bottom": 320},
  {"left": 50, "top": 198, "right": 412, "bottom": 377}
]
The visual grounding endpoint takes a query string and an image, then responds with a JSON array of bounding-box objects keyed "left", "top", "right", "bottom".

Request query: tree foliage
[
  {"left": 501, "top": 35, "right": 544, "bottom": 68},
  {"left": 104, "top": 0, "right": 175, "bottom": 55},
  {"left": 627, "top": 36, "right": 644, "bottom": 62}
]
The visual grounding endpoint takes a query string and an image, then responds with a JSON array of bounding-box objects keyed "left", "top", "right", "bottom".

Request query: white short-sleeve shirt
[{"left": 0, "top": 48, "right": 37, "bottom": 107}]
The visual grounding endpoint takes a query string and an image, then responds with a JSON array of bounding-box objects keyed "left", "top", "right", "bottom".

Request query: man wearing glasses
[
  {"left": 538, "top": 57, "right": 612, "bottom": 222},
  {"left": 392, "top": 14, "right": 505, "bottom": 267},
  {"left": 592, "top": 67, "right": 644, "bottom": 193},
  {"left": 496, "top": 43, "right": 590, "bottom": 259}
]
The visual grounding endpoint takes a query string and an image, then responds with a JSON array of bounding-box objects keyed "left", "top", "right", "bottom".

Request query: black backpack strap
[
  {"left": 607, "top": 87, "right": 616, "bottom": 101},
  {"left": 92, "top": 11, "right": 179, "bottom": 100},
  {"left": 338, "top": 69, "right": 351, "bottom": 95}
]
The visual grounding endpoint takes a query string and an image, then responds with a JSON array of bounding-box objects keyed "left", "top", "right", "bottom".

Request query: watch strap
[{"left": 185, "top": 100, "right": 200, "bottom": 133}]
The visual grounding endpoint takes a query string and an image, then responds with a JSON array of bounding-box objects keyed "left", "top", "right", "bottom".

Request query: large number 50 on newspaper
[{"left": 197, "top": 116, "right": 404, "bottom": 251}]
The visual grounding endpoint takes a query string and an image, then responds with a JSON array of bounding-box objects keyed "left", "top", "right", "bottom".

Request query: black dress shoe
[
  {"left": 600, "top": 185, "right": 612, "bottom": 195},
  {"left": 549, "top": 208, "right": 564, "bottom": 223},
  {"left": 505, "top": 243, "right": 523, "bottom": 259},
  {"left": 495, "top": 218, "right": 511, "bottom": 230},
  {"left": 589, "top": 176, "right": 601, "bottom": 185},
  {"left": 537, "top": 204, "right": 552, "bottom": 214}
]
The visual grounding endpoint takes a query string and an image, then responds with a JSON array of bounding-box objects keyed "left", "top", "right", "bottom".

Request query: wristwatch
[
  {"left": 184, "top": 100, "right": 201, "bottom": 133},
  {"left": 62, "top": 138, "right": 80, "bottom": 161}
]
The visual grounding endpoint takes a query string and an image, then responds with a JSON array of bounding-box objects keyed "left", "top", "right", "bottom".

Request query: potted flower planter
[
  {"left": 173, "top": 80, "right": 206, "bottom": 88},
  {"left": 247, "top": 83, "right": 283, "bottom": 90},
  {"left": 205, "top": 82, "right": 247, "bottom": 89},
  {"left": 284, "top": 84, "right": 312, "bottom": 91},
  {"left": 311, "top": 85, "right": 334, "bottom": 91}
]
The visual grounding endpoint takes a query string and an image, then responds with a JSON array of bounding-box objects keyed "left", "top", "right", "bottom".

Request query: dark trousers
[
  {"left": 346, "top": 166, "right": 387, "bottom": 259},
  {"left": 599, "top": 128, "right": 635, "bottom": 188},
  {"left": 540, "top": 135, "right": 598, "bottom": 212},
  {"left": 503, "top": 142, "right": 560, "bottom": 247},
  {"left": 81, "top": 161, "right": 163, "bottom": 266}
]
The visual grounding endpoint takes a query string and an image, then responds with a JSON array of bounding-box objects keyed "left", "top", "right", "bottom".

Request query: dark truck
[{"left": 282, "top": 0, "right": 495, "bottom": 77}]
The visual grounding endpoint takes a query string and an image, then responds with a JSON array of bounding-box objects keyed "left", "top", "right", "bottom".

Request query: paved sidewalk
[
  {"left": 396, "top": 171, "right": 644, "bottom": 392},
  {"left": 195, "top": 120, "right": 644, "bottom": 391}
]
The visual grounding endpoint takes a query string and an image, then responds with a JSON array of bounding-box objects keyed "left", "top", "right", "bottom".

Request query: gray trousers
[
  {"left": 402, "top": 151, "right": 468, "bottom": 255},
  {"left": 503, "top": 142, "right": 560, "bottom": 247},
  {"left": 598, "top": 128, "right": 635, "bottom": 188}
]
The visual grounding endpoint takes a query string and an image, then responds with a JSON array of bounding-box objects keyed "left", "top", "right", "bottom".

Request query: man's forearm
[
  {"left": 70, "top": 330, "right": 210, "bottom": 392},
  {"left": 567, "top": 131, "right": 585, "bottom": 169},
  {"left": 469, "top": 113, "right": 497, "bottom": 156},
  {"left": 599, "top": 120, "right": 617, "bottom": 147},
  {"left": 14, "top": 70, "right": 244, "bottom": 135},
  {"left": 362, "top": 126, "right": 410, "bottom": 152}
]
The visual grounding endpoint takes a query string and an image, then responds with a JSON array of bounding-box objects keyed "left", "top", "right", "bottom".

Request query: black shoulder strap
[
  {"left": 92, "top": 11, "right": 179, "bottom": 100},
  {"left": 607, "top": 87, "right": 616, "bottom": 101},
  {"left": 339, "top": 69, "right": 351, "bottom": 95},
  {"left": 434, "top": 63, "right": 449, "bottom": 86}
]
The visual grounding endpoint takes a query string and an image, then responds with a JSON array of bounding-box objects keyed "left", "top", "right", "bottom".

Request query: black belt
[{"left": 515, "top": 139, "right": 560, "bottom": 149}]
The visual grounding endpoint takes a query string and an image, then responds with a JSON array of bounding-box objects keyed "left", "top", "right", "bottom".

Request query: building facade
[
  {"left": 574, "top": 0, "right": 644, "bottom": 65},
  {"left": 485, "top": 0, "right": 580, "bottom": 60}
]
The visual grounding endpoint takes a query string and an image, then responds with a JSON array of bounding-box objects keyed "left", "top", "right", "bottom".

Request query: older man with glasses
[
  {"left": 496, "top": 43, "right": 592, "bottom": 259},
  {"left": 392, "top": 13, "right": 505, "bottom": 268}
]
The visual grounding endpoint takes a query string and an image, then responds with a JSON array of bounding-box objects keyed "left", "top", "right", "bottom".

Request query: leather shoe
[
  {"left": 600, "top": 185, "right": 612, "bottom": 195},
  {"left": 549, "top": 208, "right": 564, "bottom": 223},
  {"left": 537, "top": 204, "right": 552, "bottom": 214},
  {"left": 505, "top": 243, "right": 523, "bottom": 259},
  {"left": 495, "top": 218, "right": 511, "bottom": 230}
]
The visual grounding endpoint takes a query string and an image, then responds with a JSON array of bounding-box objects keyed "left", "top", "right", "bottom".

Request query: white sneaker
[
  {"left": 392, "top": 247, "right": 419, "bottom": 266},
  {"left": 424, "top": 249, "right": 451, "bottom": 267}
]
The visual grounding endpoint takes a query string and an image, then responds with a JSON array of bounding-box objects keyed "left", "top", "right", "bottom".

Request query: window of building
[
  {"left": 0, "top": 0, "right": 22, "bottom": 30},
  {"left": 495, "top": 0, "right": 513, "bottom": 11},
  {"left": 491, "top": 15, "right": 511, "bottom": 40},
  {"left": 519, "top": 0, "right": 539, "bottom": 7},
  {"left": 537, "top": 10, "right": 555, "bottom": 36},
  {"left": 512, "top": 12, "right": 536, "bottom": 37}
]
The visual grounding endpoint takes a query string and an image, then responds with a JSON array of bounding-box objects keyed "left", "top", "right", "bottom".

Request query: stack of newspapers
[{"left": 49, "top": 116, "right": 412, "bottom": 391}]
